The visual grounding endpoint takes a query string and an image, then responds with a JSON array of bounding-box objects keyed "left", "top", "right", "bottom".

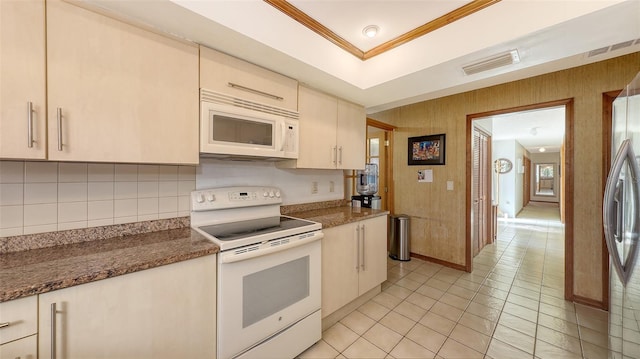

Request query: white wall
[
  {"left": 529, "top": 152, "right": 561, "bottom": 203},
  {"left": 492, "top": 139, "right": 525, "bottom": 218},
  {"left": 514, "top": 141, "right": 525, "bottom": 214},
  {"left": 196, "top": 158, "right": 344, "bottom": 205}
]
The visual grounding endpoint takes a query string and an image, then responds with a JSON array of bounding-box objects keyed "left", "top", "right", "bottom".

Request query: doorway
[
  {"left": 466, "top": 99, "right": 574, "bottom": 300},
  {"left": 345, "top": 118, "right": 396, "bottom": 212}
]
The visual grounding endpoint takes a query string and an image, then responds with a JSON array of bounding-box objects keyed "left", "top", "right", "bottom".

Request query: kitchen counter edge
[
  {"left": 288, "top": 206, "right": 390, "bottom": 229},
  {"left": 0, "top": 228, "right": 219, "bottom": 303}
]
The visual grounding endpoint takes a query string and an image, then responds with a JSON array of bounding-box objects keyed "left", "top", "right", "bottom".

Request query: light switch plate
[{"left": 446, "top": 181, "right": 454, "bottom": 191}]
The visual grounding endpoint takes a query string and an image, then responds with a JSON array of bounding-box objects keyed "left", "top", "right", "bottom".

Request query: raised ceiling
[
  {"left": 82, "top": 0, "right": 640, "bottom": 113},
  {"left": 265, "top": 0, "right": 499, "bottom": 60}
]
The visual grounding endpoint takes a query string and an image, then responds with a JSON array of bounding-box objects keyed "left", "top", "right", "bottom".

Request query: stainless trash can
[{"left": 389, "top": 214, "right": 410, "bottom": 261}]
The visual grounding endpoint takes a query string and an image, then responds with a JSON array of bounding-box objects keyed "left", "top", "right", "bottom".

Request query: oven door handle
[{"left": 220, "top": 231, "right": 324, "bottom": 264}]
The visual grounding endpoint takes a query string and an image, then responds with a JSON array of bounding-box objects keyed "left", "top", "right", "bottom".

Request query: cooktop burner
[{"left": 197, "top": 216, "right": 317, "bottom": 242}]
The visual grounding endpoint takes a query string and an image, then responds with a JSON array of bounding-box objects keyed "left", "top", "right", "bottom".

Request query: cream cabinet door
[
  {"left": 336, "top": 99, "right": 366, "bottom": 170},
  {"left": 0, "top": 296, "right": 37, "bottom": 345},
  {"left": 357, "top": 216, "right": 388, "bottom": 295},
  {"left": 321, "top": 223, "right": 359, "bottom": 318},
  {"left": 200, "top": 46, "right": 298, "bottom": 111},
  {"left": 295, "top": 86, "right": 338, "bottom": 169},
  {"left": 0, "top": 335, "right": 37, "bottom": 359},
  {"left": 39, "top": 255, "right": 216, "bottom": 359},
  {"left": 0, "top": 0, "right": 46, "bottom": 159},
  {"left": 46, "top": 0, "right": 199, "bottom": 164}
]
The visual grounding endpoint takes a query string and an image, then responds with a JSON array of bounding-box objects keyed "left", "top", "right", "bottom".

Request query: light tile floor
[{"left": 300, "top": 203, "right": 611, "bottom": 358}]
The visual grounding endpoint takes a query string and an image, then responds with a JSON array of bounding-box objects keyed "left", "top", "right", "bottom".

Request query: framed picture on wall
[{"left": 408, "top": 134, "right": 446, "bottom": 165}]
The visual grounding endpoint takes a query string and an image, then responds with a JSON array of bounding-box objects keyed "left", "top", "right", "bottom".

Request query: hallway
[{"left": 300, "top": 203, "right": 612, "bottom": 358}]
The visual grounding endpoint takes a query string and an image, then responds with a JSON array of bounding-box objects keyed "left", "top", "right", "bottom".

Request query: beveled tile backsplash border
[{"left": 0, "top": 216, "right": 190, "bottom": 253}]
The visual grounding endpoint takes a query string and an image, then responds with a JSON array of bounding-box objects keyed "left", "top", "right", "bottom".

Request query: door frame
[
  {"left": 465, "top": 98, "right": 575, "bottom": 301},
  {"left": 601, "top": 90, "right": 622, "bottom": 310}
]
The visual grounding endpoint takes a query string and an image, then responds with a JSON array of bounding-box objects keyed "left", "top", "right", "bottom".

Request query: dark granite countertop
[
  {"left": 0, "top": 228, "right": 218, "bottom": 302},
  {"left": 286, "top": 205, "right": 389, "bottom": 229}
]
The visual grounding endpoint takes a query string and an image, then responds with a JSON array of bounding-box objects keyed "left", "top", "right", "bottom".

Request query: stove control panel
[{"left": 191, "top": 186, "right": 282, "bottom": 211}]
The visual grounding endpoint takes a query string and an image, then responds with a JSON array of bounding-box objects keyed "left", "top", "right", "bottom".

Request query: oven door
[{"left": 217, "top": 236, "right": 321, "bottom": 359}]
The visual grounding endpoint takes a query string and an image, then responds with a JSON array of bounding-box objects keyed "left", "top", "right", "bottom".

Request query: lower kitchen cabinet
[
  {"left": 321, "top": 215, "right": 387, "bottom": 318},
  {"left": 0, "top": 335, "right": 37, "bottom": 359},
  {"left": 0, "top": 296, "right": 37, "bottom": 347},
  {"left": 38, "top": 255, "right": 216, "bottom": 359}
]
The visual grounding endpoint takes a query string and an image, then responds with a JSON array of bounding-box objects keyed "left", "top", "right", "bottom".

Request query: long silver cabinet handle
[
  {"left": 27, "top": 102, "right": 34, "bottom": 148},
  {"left": 603, "top": 139, "right": 640, "bottom": 285},
  {"left": 356, "top": 225, "right": 360, "bottom": 271},
  {"left": 333, "top": 146, "right": 337, "bottom": 165},
  {"left": 51, "top": 303, "right": 57, "bottom": 359},
  {"left": 228, "top": 82, "right": 284, "bottom": 101},
  {"left": 0, "top": 322, "right": 9, "bottom": 329},
  {"left": 361, "top": 224, "right": 366, "bottom": 270},
  {"left": 339, "top": 146, "right": 343, "bottom": 165},
  {"left": 56, "top": 108, "right": 63, "bottom": 151}
]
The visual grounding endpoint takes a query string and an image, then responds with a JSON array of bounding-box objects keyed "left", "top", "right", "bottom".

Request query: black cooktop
[{"left": 197, "top": 216, "right": 316, "bottom": 242}]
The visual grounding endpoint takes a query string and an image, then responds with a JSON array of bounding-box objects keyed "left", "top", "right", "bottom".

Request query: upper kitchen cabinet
[
  {"left": 46, "top": 0, "right": 199, "bottom": 164},
  {"left": 279, "top": 85, "right": 366, "bottom": 170},
  {"left": 0, "top": 0, "right": 46, "bottom": 159},
  {"left": 200, "top": 46, "right": 298, "bottom": 111},
  {"left": 337, "top": 99, "right": 367, "bottom": 169}
]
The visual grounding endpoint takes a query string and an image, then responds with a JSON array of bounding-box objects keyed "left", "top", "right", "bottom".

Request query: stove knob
[
  {"left": 263, "top": 191, "right": 269, "bottom": 197},
  {"left": 196, "top": 194, "right": 205, "bottom": 203},
  {"left": 207, "top": 194, "right": 215, "bottom": 202},
  {"left": 269, "top": 191, "right": 275, "bottom": 198},
  {"left": 275, "top": 191, "right": 281, "bottom": 198}
]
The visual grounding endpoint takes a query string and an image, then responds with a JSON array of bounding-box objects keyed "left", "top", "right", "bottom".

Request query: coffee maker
[{"left": 352, "top": 163, "right": 381, "bottom": 209}]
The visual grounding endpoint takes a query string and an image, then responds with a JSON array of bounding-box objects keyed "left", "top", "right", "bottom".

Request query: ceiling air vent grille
[
  {"left": 611, "top": 40, "right": 635, "bottom": 51},
  {"left": 588, "top": 46, "right": 610, "bottom": 57},
  {"left": 462, "top": 50, "right": 520, "bottom": 76},
  {"left": 588, "top": 39, "right": 640, "bottom": 57}
]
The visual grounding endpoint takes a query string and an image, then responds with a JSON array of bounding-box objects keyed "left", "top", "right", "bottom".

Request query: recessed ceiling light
[
  {"left": 362, "top": 25, "right": 379, "bottom": 38},
  {"left": 539, "top": 147, "right": 546, "bottom": 152}
]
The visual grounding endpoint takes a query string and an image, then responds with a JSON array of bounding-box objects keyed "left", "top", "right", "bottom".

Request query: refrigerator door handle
[
  {"left": 614, "top": 178, "right": 624, "bottom": 243},
  {"left": 604, "top": 139, "right": 640, "bottom": 285}
]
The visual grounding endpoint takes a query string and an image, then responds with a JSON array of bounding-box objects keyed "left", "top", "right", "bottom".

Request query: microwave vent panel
[{"left": 201, "top": 89, "right": 299, "bottom": 120}]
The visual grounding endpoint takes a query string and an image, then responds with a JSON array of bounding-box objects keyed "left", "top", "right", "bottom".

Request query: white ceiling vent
[
  {"left": 462, "top": 50, "right": 520, "bottom": 76},
  {"left": 588, "top": 39, "right": 640, "bottom": 57},
  {"left": 611, "top": 40, "right": 635, "bottom": 51},
  {"left": 588, "top": 46, "right": 610, "bottom": 57}
]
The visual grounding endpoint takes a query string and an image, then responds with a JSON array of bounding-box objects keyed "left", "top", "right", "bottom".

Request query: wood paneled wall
[{"left": 370, "top": 52, "right": 640, "bottom": 303}]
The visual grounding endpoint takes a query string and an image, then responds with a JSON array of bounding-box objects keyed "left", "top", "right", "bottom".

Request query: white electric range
[{"left": 191, "top": 186, "right": 323, "bottom": 359}]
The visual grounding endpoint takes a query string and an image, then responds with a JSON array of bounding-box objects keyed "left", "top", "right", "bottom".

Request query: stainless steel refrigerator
[{"left": 604, "top": 72, "right": 640, "bottom": 358}]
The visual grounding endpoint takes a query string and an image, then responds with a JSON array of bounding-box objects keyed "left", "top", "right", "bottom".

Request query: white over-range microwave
[{"left": 200, "top": 89, "right": 299, "bottom": 160}]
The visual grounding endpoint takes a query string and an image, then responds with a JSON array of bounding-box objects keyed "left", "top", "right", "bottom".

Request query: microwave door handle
[{"left": 280, "top": 122, "right": 286, "bottom": 152}]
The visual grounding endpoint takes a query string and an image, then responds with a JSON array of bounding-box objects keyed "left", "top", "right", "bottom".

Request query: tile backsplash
[{"left": 0, "top": 161, "right": 195, "bottom": 237}]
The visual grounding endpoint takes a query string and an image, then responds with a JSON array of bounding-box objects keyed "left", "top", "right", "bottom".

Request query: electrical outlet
[
  {"left": 311, "top": 181, "right": 318, "bottom": 194},
  {"left": 329, "top": 181, "right": 335, "bottom": 193}
]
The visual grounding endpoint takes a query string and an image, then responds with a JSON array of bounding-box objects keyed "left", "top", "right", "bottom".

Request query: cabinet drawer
[
  {"left": 200, "top": 46, "right": 298, "bottom": 111},
  {"left": 0, "top": 296, "right": 37, "bottom": 345},
  {"left": 0, "top": 334, "right": 37, "bottom": 359}
]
